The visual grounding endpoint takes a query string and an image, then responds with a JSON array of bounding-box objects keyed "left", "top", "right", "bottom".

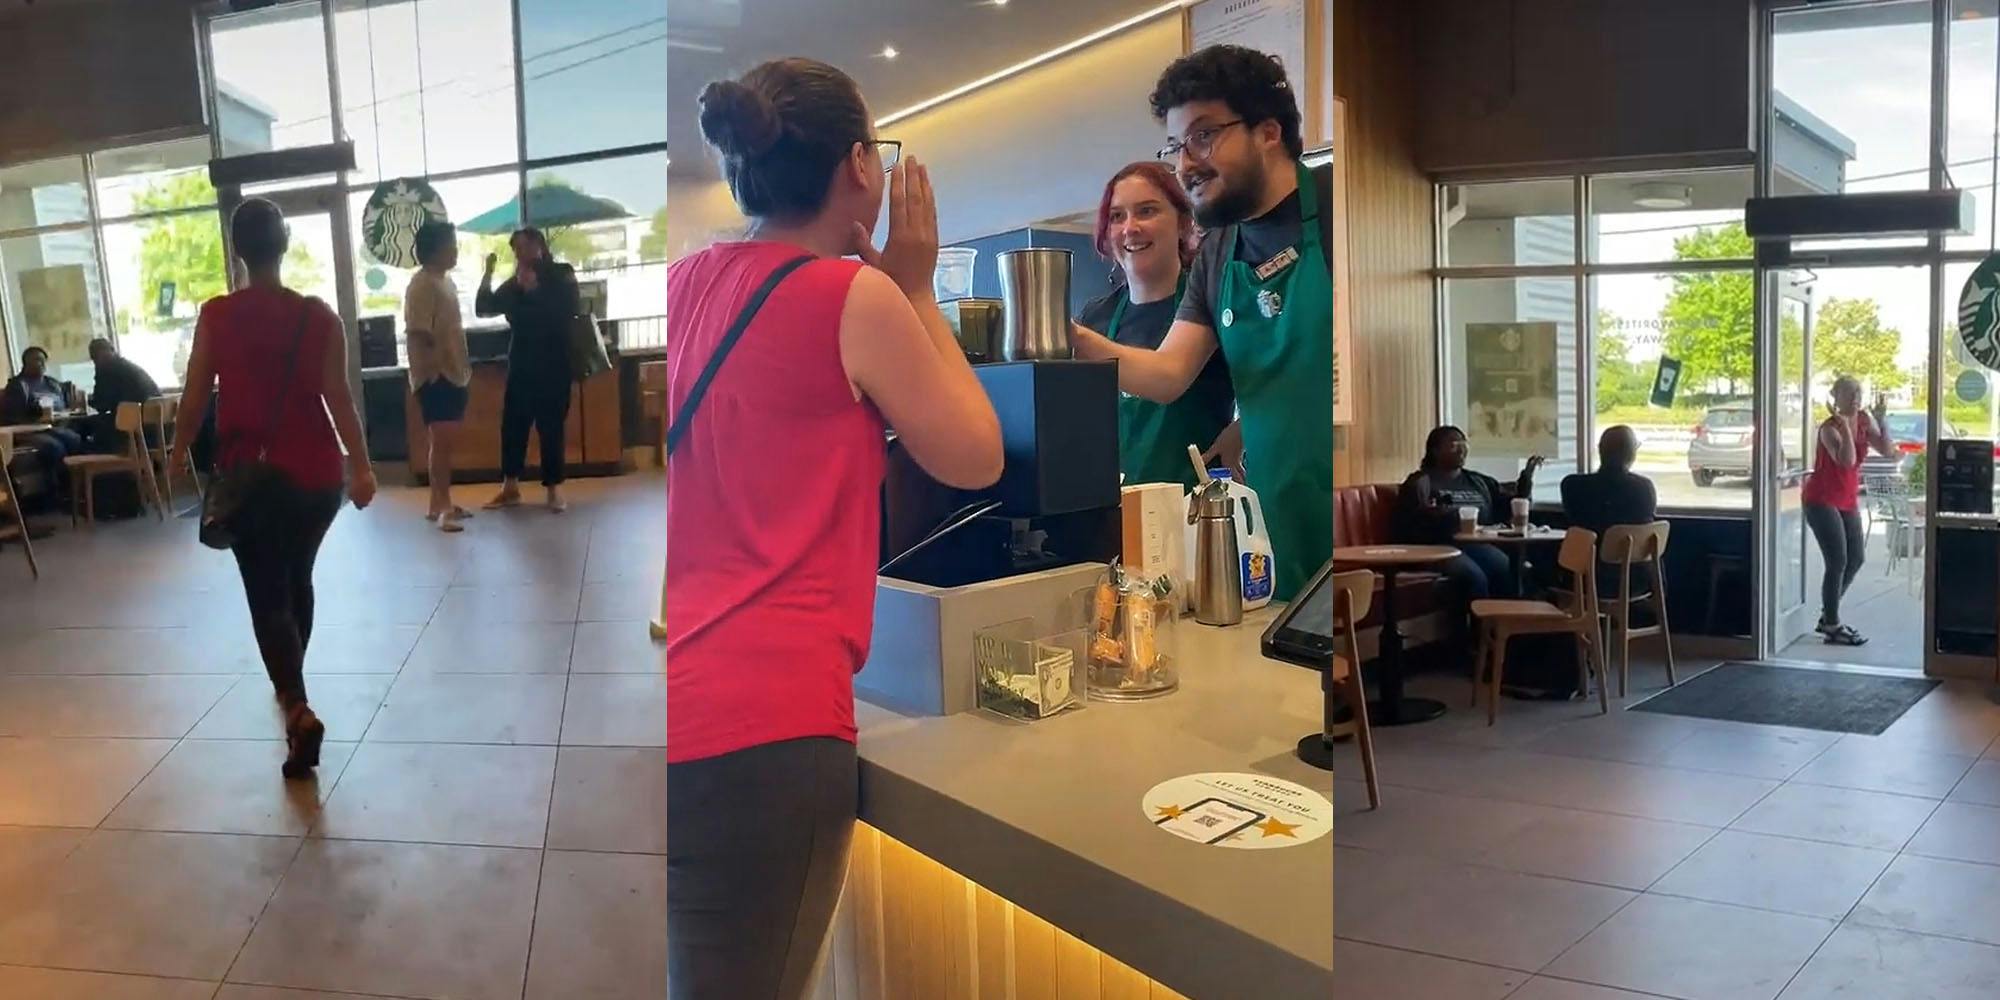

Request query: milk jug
[{"left": 1182, "top": 471, "right": 1275, "bottom": 611}]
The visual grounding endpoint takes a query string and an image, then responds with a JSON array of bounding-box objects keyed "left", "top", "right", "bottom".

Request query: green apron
[
  {"left": 1213, "top": 162, "right": 1333, "bottom": 601},
  {"left": 1111, "top": 276, "right": 1222, "bottom": 489}
]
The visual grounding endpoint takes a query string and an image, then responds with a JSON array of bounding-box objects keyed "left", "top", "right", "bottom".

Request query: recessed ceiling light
[{"left": 881, "top": 45, "right": 899, "bottom": 60}]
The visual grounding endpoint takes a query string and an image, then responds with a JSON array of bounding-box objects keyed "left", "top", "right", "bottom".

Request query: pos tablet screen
[{"left": 1260, "top": 558, "right": 1339, "bottom": 671}]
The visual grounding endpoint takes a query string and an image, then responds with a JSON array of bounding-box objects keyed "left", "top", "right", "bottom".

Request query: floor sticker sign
[{"left": 1142, "top": 772, "right": 1332, "bottom": 849}]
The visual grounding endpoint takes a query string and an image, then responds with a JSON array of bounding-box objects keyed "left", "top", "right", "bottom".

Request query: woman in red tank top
[
  {"left": 170, "top": 198, "right": 378, "bottom": 779},
  {"left": 665, "top": 59, "right": 1001, "bottom": 1000},
  {"left": 1801, "top": 376, "right": 1894, "bottom": 646}
]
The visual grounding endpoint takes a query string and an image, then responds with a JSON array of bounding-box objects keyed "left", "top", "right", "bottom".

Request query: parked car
[
  {"left": 1860, "top": 411, "right": 1959, "bottom": 486},
  {"left": 1687, "top": 403, "right": 1804, "bottom": 487}
]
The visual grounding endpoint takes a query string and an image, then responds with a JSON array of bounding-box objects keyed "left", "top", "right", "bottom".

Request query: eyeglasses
[
  {"left": 1157, "top": 120, "right": 1244, "bottom": 165},
  {"left": 872, "top": 139, "right": 903, "bottom": 173}
]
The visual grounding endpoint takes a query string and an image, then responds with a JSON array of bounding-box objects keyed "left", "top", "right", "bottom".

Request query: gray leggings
[
  {"left": 1804, "top": 503, "right": 1865, "bottom": 624},
  {"left": 668, "top": 736, "right": 856, "bottom": 1000}
]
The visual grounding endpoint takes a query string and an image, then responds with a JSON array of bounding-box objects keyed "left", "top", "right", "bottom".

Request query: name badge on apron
[{"left": 1254, "top": 245, "right": 1300, "bottom": 282}]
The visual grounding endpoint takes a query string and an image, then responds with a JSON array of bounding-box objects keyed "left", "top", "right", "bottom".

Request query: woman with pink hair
[{"left": 1073, "top": 161, "right": 1237, "bottom": 487}]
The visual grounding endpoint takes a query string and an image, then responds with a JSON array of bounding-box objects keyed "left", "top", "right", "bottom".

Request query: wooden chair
[
  {"left": 0, "top": 436, "right": 39, "bottom": 578},
  {"left": 63, "top": 402, "right": 165, "bottom": 528},
  {"left": 1329, "top": 569, "right": 1382, "bottom": 809},
  {"left": 639, "top": 360, "right": 668, "bottom": 467},
  {"left": 1601, "top": 521, "right": 1676, "bottom": 697},
  {"left": 141, "top": 396, "right": 182, "bottom": 513},
  {"left": 1471, "top": 527, "right": 1611, "bottom": 725}
]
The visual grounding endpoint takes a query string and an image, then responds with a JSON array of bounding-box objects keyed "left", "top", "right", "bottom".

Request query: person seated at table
[
  {"left": 1, "top": 346, "right": 86, "bottom": 492},
  {"left": 85, "top": 338, "right": 161, "bottom": 445},
  {"left": 1396, "top": 424, "right": 1543, "bottom": 601},
  {"left": 1562, "top": 426, "right": 1656, "bottom": 535}
]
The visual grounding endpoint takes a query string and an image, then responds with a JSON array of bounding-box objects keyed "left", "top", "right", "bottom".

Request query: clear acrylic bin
[
  {"left": 1070, "top": 585, "right": 1181, "bottom": 700},
  {"left": 974, "top": 619, "right": 1087, "bottom": 722}
]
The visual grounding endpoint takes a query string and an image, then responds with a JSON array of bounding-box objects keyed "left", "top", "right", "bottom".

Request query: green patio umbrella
[{"left": 460, "top": 183, "right": 633, "bottom": 234}]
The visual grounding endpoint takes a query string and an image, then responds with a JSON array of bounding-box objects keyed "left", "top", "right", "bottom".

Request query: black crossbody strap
[
  {"left": 666, "top": 255, "right": 814, "bottom": 457},
  {"left": 253, "top": 299, "right": 314, "bottom": 463}
]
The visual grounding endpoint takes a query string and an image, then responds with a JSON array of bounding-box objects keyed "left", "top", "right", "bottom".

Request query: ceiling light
[
  {"left": 876, "top": 0, "right": 1191, "bottom": 127},
  {"left": 1631, "top": 182, "right": 1693, "bottom": 210},
  {"left": 881, "top": 45, "right": 899, "bottom": 60}
]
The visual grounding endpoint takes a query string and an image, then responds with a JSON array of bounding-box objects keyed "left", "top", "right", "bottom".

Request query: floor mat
[{"left": 1629, "top": 660, "right": 1937, "bottom": 735}]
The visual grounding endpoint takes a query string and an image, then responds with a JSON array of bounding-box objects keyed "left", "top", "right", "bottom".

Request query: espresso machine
[{"left": 881, "top": 248, "right": 1123, "bottom": 587}]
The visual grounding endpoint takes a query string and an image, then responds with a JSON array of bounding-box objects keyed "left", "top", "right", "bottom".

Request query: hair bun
[{"left": 699, "top": 79, "right": 783, "bottom": 159}]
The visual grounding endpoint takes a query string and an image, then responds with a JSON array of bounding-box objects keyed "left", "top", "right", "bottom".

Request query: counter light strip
[{"left": 874, "top": 0, "right": 1193, "bottom": 128}]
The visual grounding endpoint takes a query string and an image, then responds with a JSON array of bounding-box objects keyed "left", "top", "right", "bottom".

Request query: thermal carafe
[
  {"left": 997, "top": 248, "right": 1073, "bottom": 362},
  {"left": 1188, "top": 479, "right": 1244, "bottom": 626}
]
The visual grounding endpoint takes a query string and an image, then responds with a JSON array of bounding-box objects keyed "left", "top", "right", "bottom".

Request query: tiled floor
[
  {"left": 1334, "top": 653, "right": 2000, "bottom": 1000},
  {"left": 0, "top": 474, "right": 663, "bottom": 1000}
]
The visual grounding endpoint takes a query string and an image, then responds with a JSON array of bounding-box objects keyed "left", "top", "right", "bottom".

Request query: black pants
[
  {"left": 668, "top": 737, "right": 856, "bottom": 1000},
  {"left": 22, "top": 427, "right": 84, "bottom": 489},
  {"left": 230, "top": 479, "right": 342, "bottom": 709},
  {"left": 500, "top": 374, "right": 570, "bottom": 486},
  {"left": 1805, "top": 502, "right": 1866, "bottom": 624}
]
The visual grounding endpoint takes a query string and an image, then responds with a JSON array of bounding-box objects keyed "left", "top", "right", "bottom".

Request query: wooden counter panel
[{"left": 405, "top": 364, "right": 624, "bottom": 482}]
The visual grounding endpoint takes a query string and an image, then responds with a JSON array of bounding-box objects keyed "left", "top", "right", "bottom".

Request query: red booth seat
[{"left": 1333, "top": 483, "right": 1451, "bottom": 632}]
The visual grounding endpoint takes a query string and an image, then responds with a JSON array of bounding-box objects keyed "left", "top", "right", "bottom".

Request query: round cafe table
[
  {"left": 1331, "top": 544, "right": 1461, "bottom": 726},
  {"left": 1454, "top": 524, "right": 1565, "bottom": 596}
]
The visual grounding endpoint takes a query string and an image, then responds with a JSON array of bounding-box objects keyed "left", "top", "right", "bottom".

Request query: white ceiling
[{"left": 668, "top": 0, "right": 1172, "bottom": 180}]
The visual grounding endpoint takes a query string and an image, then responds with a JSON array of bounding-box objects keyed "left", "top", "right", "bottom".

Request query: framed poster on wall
[{"left": 1185, "top": 0, "right": 1310, "bottom": 108}]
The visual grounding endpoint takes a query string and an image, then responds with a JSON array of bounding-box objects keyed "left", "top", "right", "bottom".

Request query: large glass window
[
  {"left": 1440, "top": 178, "right": 1575, "bottom": 268},
  {"left": 92, "top": 138, "right": 216, "bottom": 220},
  {"left": 1, "top": 231, "right": 111, "bottom": 383},
  {"left": 1948, "top": 0, "right": 2000, "bottom": 252},
  {"left": 99, "top": 214, "right": 227, "bottom": 388},
  {"left": 348, "top": 169, "right": 520, "bottom": 332},
  {"left": 209, "top": 3, "right": 337, "bottom": 155},
  {"left": 0, "top": 157, "right": 89, "bottom": 231},
  {"left": 1440, "top": 276, "right": 1577, "bottom": 497},
  {"left": 519, "top": 0, "right": 668, "bottom": 160},
  {"left": 1593, "top": 269, "right": 1755, "bottom": 510},
  {"left": 1589, "top": 168, "right": 1752, "bottom": 266},
  {"left": 526, "top": 151, "right": 666, "bottom": 321},
  {"left": 336, "top": 0, "right": 521, "bottom": 184},
  {"left": 1438, "top": 167, "right": 1757, "bottom": 512}
]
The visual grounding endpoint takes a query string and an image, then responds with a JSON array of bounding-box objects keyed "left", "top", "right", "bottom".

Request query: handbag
[
  {"left": 567, "top": 311, "right": 612, "bottom": 382},
  {"left": 199, "top": 301, "right": 313, "bottom": 550},
  {"left": 665, "top": 255, "right": 813, "bottom": 457}
]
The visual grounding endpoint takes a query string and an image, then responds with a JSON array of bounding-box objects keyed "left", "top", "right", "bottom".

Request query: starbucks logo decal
[{"left": 362, "top": 178, "right": 448, "bottom": 269}]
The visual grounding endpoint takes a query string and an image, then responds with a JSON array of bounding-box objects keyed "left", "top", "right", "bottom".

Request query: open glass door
[{"left": 1765, "top": 273, "right": 1817, "bottom": 654}]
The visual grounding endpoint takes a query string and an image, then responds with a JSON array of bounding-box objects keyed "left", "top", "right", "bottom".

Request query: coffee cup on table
[
  {"left": 1457, "top": 506, "right": 1478, "bottom": 535},
  {"left": 1510, "top": 497, "right": 1530, "bottom": 530}
]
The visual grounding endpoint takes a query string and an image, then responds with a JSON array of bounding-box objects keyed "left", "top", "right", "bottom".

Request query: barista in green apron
[
  {"left": 1108, "top": 278, "right": 1229, "bottom": 488},
  {"left": 1069, "top": 44, "right": 1333, "bottom": 600},
  {"left": 1211, "top": 162, "right": 1332, "bottom": 600},
  {"left": 1076, "top": 161, "right": 1235, "bottom": 490}
]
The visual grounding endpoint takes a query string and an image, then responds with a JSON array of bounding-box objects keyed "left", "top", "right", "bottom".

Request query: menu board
[{"left": 1187, "top": 0, "right": 1309, "bottom": 101}]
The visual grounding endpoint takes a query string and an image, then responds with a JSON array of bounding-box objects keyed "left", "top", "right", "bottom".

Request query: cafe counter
[{"left": 828, "top": 606, "right": 1334, "bottom": 998}]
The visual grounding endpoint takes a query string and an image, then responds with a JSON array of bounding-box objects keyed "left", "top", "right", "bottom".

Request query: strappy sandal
[
  {"left": 1825, "top": 624, "right": 1870, "bottom": 647},
  {"left": 282, "top": 704, "right": 326, "bottom": 780}
]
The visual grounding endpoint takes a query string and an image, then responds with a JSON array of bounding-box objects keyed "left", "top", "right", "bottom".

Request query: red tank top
[
  {"left": 200, "top": 287, "right": 344, "bottom": 491},
  {"left": 1802, "top": 412, "right": 1875, "bottom": 511},
  {"left": 663, "top": 243, "right": 883, "bottom": 764}
]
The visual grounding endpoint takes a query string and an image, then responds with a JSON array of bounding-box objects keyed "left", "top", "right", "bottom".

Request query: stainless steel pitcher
[
  {"left": 1188, "top": 480, "right": 1243, "bottom": 627},
  {"left": 997, "top": 248, "right": 1073, "bottom": 362}
]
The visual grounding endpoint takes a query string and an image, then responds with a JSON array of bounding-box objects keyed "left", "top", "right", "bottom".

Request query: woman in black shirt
[
  {"left": 476, "top": 227, "right": 579, "bottom": 512},
  {"left": 1398, "top": 425, "right": 1542, "bottom": 599}
]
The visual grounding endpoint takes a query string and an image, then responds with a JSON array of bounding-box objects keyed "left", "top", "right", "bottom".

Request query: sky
[{"left": 1591, "top": 12, "right": 2000, "bottom": 377}]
